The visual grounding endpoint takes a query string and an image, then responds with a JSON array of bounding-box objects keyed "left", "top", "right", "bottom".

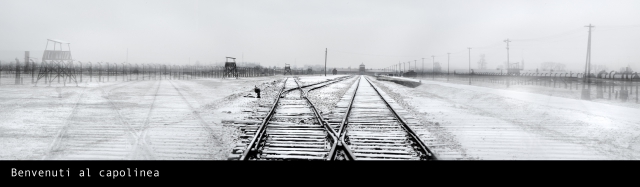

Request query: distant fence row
[
  {"left": 452, "top": 72, "right": 640, "bottom": 80},
  {"left": 410, "top": 73, "right": 640, "bottom": 103},
  {"left": 367, "top": 71, "right": 640, "bottom": 81},
  {"left": 0, "top": 62, "right": 324, "bottom": 85}
]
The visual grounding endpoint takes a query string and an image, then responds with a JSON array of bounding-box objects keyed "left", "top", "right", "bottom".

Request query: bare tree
[
  {"left": 590, "top": 64, "right": 608, "bottom": 73},
  {"left": 540, "top": 62, "right": 553, "bottom": 71},
  {"left": 619, "top": 66, "right": 633, "bottom": 73},
  {"left": 477, "top": 54, "right": 487, "bottom": 69},
  {"left": 540, "top": 62, "right": 566, "bottom": 71},
  {"left": 434, "top": 62, "right": 442, "bottom": 73},
  {"left": 554, "top": 63, "right": 566, "bottom": 71}
]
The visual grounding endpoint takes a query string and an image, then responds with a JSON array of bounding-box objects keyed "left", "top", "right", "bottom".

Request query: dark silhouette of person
[{"left": 254, "top": 85, "right": 261, "bottom": 98}]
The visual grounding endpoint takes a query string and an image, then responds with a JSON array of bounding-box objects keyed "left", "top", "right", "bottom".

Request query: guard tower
[
  {"left": 223, "top": 57, "right": 238, "bottom": 79},
  {"left": 359, "top": 63, "right": 365, "bottom": 75},
  {"left": 284, "top": 63, "right": 292, "bottom": 75},
  {"left": 35, "top": 39, "right": 78, "bottom": 86},
  {"left": 507, "top": 61, "right": 522, "bottom": 75},
  {"left": 332, "top": 68, "right": 337, "bottom": 75}
]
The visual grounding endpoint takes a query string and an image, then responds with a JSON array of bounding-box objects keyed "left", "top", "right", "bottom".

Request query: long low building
[{"left": 376, "top": 75, "right": 421, "bottom": 88}]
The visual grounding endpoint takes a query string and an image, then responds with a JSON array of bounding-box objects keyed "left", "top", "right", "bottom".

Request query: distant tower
[
  {"left": 35, "top": 39, "right": 78, "bottom": 86},
  {"left": 223, "top": 57, "right": 238, "bottom": 79},
  {"left": 284, "top": 63, "right": 292, "bottom": 75},
  {"left": 359, "top": 63, "right": 365, "bottom": 75}
]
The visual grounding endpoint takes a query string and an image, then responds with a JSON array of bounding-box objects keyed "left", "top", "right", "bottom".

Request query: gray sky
[{"left": 1, "top": 0, "right": 639, "bottom": 72}]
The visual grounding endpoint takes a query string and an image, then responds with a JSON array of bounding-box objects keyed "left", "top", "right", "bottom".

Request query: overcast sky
[{"left": 1, "top": 0, "right": 639, "bottom": 72}]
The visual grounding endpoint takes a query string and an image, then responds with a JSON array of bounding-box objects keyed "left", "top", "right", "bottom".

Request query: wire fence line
[{"left": 0, "top": 62, "right": 326, "bottom": 86}]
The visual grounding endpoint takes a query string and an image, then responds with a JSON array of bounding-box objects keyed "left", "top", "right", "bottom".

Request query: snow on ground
[
  {"left": 303, "top": 75, "right": 358, "bottom": 114},
  {"left": 0, "top": 75, "right": 288, "bottom": 160},
  {"left": 429, "top": 76, "right": 640, "bottom": 109},
  {"left": 5, "top": 72, "right": 634, "bottom": 160},
  {"left": 377, "top": 75, "right": 421, "bottom": 83},
  {"left": 374, "top": 77, "right": 640, "bottom": 159},
  {"left": 221, "top": 75, "right": 356, "bottom": 159}
]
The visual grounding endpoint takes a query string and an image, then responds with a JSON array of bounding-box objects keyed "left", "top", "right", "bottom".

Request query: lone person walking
[{"left": 254, "top": 85, "right": 261, "bottom": 98}]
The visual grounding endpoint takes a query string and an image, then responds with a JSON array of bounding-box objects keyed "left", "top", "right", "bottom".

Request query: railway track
[
  {"left": 232, "top": 77, "right": 348, "bottom": 160},
  {"left": 330, "top": 75, "right": 437, "bottom": 160},
  {"left": 233, "top": 75, "right": 436, "bottom": 160}
]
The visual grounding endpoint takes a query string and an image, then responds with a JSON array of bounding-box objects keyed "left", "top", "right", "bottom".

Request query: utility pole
[
  {"left": 324, "top": 48, "right": 327, "bottom": 76},
  {"left": 431, "top": 56, "right": 435, "bottom": 80},
  {"left": 584, "top": 24, "right": 594, "bottom": 84},
  {"left": 468, "top": 47, "right": 471, "bottom": 85},
  {"left": 422, "top": 58, "right": 424, "bottom": 78},
  {"left": 414, "top": 60, "right": 416, "bottom": 72},
  {"left": 15, "top": 58, "right": 20, "bottom": 85},
  {"left": 504, "top": 39, "right": 511, "bottom": 72},
  {"left": 127, "top": 48, "right": 128, "bottom": 63},
  {"left": 582, "top": 24, "right": 595, "bottom": 100},
  {"left": 505, "top": 39, "right": 511, "bottom": 87},
  {"left": 447, "top": 53, "right": 450, "bottom": 81}
]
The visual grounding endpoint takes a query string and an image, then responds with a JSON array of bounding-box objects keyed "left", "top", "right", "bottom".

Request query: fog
[{"left": 1, "top": 0, "right": 639, "bottom": 72}]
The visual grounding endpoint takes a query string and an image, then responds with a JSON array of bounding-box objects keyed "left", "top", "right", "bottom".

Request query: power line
[
  {"left": 331, "top": 50, "right": 419, "bottom": 58},
  {"left": 511, "top": 27, "right": 584, "bottom": 42},
  {"left": 596, "top": 24, "right": 640, "bottom": 29}
]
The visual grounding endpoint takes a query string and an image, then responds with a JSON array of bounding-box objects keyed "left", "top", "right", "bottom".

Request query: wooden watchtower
[
  {"left": 223, "top": 57, "right": 238, "bottom": 79},
  {"left": 35, "top": 39, "right": 78, "bottom": 87},
  {"left": 284, "top": 63, "right": 292, "bottom": 75}
]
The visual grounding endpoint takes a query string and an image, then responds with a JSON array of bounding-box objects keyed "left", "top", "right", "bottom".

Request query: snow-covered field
[
  {"left": 427, "top": 76, "right": 640, "bottom": 109},
  {"left": 0, "top": 76, "right": 288, "bottom": 160},
  {"left": 3, "top": 73, "right": 637, "bottom": 160},
  {"left": 375, "top": 77, "right": 640, "bottom": 159}
]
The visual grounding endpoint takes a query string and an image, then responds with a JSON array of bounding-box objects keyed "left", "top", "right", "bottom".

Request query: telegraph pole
[
  {"left": 504, "top": 39, "right": 511, "bottom": 67},
  {"left": 422, "top": 58, "right": 424, "bottom": 78},
  {"left": 582, "top": 24, "right": 594, "bottom": 100},
  {"left": 584, "top": 24, "right": 594, "bottom": 83},
  {"left": 324, "top": 48, "right": 327, "bottom": 76},
  {"left": 468, "top": 47, "right": 471, "bottom": 85},
  {"left": 505, "top": 39, "right": 511, "bottom": 87},
  {"left": 431, "top": 55, "right": 435, "bottom": 80},
  {"left": 447, "top": 53, "right": 450, "bottom": 81}
]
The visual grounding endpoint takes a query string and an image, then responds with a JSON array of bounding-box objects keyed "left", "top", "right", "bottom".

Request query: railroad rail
[
  {"left": 330, "top": 75, "right": 437, "bottom": 160},
  {"left": 238, "top": 77, "right": 341, "bottom": 160}
]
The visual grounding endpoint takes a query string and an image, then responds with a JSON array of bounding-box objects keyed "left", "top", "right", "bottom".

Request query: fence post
[{"left": 15, "top": 59, "right": 21, "bottom": 85}]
